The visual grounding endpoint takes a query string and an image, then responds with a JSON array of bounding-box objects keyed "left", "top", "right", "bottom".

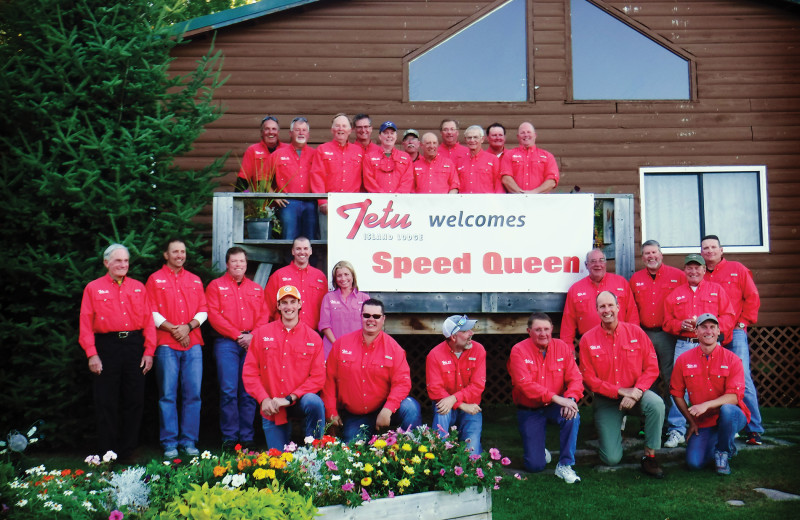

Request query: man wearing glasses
[
  {"left": 362, "top": 121, "right": 413, "bottom": 193},
  {"left": 456, "top": 125, "right": 502, "bottom": 194},
  {"left": 352, "top": 114, "right": 381, "bottom": 156},
  {"left": 438, "top": 119, "right": 469, "bottom": 164},
  {"left": 426, "top": 315, "right": 486, "bottom": 453},
  {"left": 323, "top": 298, "right": 422, "bottom": 441},
  {"left": 561, "top": 249, "right": 640, "bottom": 346},
  {"left": 236, "top": 115, "right": 286, "bottom": 191}
]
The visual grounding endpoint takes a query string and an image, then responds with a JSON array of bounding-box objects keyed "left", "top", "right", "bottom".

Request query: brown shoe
[{"left": 641, "top": 456, "right": 664, "bottom": 478}]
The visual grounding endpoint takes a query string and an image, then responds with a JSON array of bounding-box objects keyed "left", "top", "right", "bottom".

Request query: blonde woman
[{"left": 318, "top": 261, "right": 370, "bottom": 359}]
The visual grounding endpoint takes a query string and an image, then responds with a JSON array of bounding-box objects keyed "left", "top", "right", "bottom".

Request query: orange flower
[
  {"left": 213, "top": 465, "right": 227, "bottom": 477},
  {"left": 43, "top": 475, "right": 54, "bottom": 482},
  {"left": 61, "top": 469, "right": 71, "bottom": 476},
  {"left": 269, "top": 457, "right": 287, "bottom": 469}
]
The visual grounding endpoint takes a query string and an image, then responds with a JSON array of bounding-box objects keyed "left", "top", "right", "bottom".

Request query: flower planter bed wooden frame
[{"left": 316, "top": 487, "right": 491, "bottom": 520}]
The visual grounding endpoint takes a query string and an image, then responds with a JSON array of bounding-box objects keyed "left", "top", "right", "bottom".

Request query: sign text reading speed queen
[{"left": 327, "top": 193, "right": 594, "bottom": 293}]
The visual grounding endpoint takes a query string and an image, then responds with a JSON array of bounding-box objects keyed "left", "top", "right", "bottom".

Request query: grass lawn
[{"left": 485, "top": 406, "right": 800, "bottom": 519}]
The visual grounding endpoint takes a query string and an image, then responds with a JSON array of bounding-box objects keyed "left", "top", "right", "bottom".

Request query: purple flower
[
  {"left": 326, "top": 460, "right": 338, "bottom": 471},
  {"left": 444, "top": 441, "right": 454, "bottom": 450},
  {"left": 284, "top": 442, "right": 297, "bottom": 453},
  {"left": 493, "top": 484, "right": 500, "bottom": 490},
  {"left": 440, "top": 469, "right": 446, "bottom": 476},
  {"left": 469, "top": 454, "right": 481, "bottom": 462},
  {"left": 476, "top": 468, "right": 484, "bottom": 478},
  {"left": 494, "top": 476, "right": 502, "bottom": 483},
  {"left": 454, "top": 466, "right": 463, "bottom": 476},
  {"left": 109, "top": 511, "right": 124, "bottom": 520},
  {"left": 489, "top": 448, "right": 501, "bottom": 460},
  {"left": 501, "top": 457, "right": 511, "bottom": 466},
  {"left": 361, "top": 488, "right": 371, "bottom": 502},
  {"left": 388, "top": 491, "right": 395, "bottom": 498},
  {"left": 342, "top": 482, "right": 355, "bottom": 492}
]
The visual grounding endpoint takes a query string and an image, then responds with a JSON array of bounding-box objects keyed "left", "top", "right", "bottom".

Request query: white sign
[{"left": 327, "top": 193, "right": 594, "bottom": 292}]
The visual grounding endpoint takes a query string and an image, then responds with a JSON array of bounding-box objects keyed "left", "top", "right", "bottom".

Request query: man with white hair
[
  {"left": 413, "top": 133, "right": 459, "bottom": 194},
  {"left": 500, "top": 122, "right": 559, "bottom": 194},
  {"left": 456, "top": 125, "right": 501, "bottom": 193}
]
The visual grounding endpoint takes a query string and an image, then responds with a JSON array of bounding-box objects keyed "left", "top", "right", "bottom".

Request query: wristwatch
[
  {"left": 285, "top": 394, "right": 295, "bottom": 405},
  {"left": 737, "top": 322, "right": 746, "bottom": 329}
]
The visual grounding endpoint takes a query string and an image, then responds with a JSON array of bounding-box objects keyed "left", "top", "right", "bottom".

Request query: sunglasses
[
  {"left": 261, "top": 115, "right": 279, "bottom": 124},
  {"left": 362, "top": 313, "right": 384, "bottom": 320},
  {"left": 450, "top": 314, "right": 469, "bottom": 335}
]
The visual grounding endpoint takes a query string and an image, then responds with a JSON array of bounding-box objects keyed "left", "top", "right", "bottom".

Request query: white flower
[
  {"left": 63, "top": 490, "right": 73, "bottom": 496},
  {"left": 82, "top": 500, "right": 96, "bottom": 511},
  {"left": 201, "top": 451, "right": 212, "bottom": 459},
  {"left": 16, "top": 499, "right": 28, "bottom": 507},
  {"left": 163, "top": 461, "right": 171, "bottom": 466},
  {"left": 103, "top": 450, "right": 118, "bottom": 462},
  {"left": 85, "top": 455, "right": 101, "bottom": 466},
  {"left": 304, "top": 436, "right": 315, "bottom": 444},
  {"left": 331, "top": 475, "right": 341, "bottom": 481},
  {"left": 305, "top": 482, "right": 311, "bottom": 487},
  {"left": 190, "top": 457, "right": 199, "bottom": 465},
  {"left": 231, "top": 473, "right": 246, "bottom": 488},
  {"left": 89, "top": 490, "right": 98, "bottom": 495},
  {"left": 29, "top": 438, "right": 38, "bottom": 444},
  {"left": 106, "top": 466, "right": 150, "bottom": 510},
  {"left": 345, "top": 469, "right": 352, "bottom": 475},
  {"left": 221, "top": 475, "right": 232, "bottom": 486}
]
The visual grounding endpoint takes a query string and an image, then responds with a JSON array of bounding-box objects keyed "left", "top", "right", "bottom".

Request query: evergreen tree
[{"left": 0, "top": 0, "right": 227, "bottom": 447}]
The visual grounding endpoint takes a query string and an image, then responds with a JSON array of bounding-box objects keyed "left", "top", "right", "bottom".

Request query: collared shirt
[
  {"left": 455, "top": 150, "right": 502, "bottom": 194},
  {"left": 309, "top": 141, "right": 364, "bottom": 203},
  {"left": 438, "top": 142, "right": 470, "bottom": 165},
  {"left": 318, "top": 288, "right": 371, "bottom": 356},
  {"left": 268, "top": 145, "right": 316, "bottom": 193},
  {"left": 238, "top": 141, "right": 287, "bottom": 182},
  {"left": 670, "top": 345, "right": 750, "bottom": 428},
  {"left": 265, "top": 262, "right": 328, "bottom": 329},
  {"left": 579, "top": 322, "right": 659, "bottom": 399},
  {"left": 630, "top": 265, "right": 687, "bottom": 329},
  {"left": 413, "top": 155, "right": 459, "bottom": 193},
  {"left": 560, "top": 274, "right": 640, "bottom": 345},
  {"left": 146, "top": 265, "right": 207, "bottom": 350},
  {"left": 362, "top": 148, "right": 414, "bottom": 193},
  {"left": 704, "top": 258, "right": 760, "bottom": 326},
  {"left": 426, "top": 340, "right": 487, "bottom": 408},
  {"left": 662, "top": 280, "right": 735, "bottom": 340},
  {"left": 242, "top": 320, "right": 325, "bottom": 425},
  {"left": 499, "top": 145, "right": 559, "bottom": 190},
  {"left": 205, "top": 273, "right": 269, "bottom": 340},
  {"left": 79, "top": 274, "right": 157, "bottom": 357},
  {"left": 323, "top": 330, "right": 412, "bottom": 418},
  {"left": 507, "top": 338, "right": 583, "bottom": 408}
]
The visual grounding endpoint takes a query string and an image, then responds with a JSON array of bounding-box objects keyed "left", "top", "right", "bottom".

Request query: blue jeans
[
  {"left": 214, "top": 338, "right": 257, "bottom": 443},
  {"left": 517, "top": 404, "right": 580, "bottom": 472},
  {"left": 686, "top": 404, "right": 747, "bottom": 470},
  {"left": 341, "top": 397, "right": 422, "bottom": 442},
  {"left": 666, "top": 339, "right": 696, "bottom": 435},
  {"left": 278, "top": 199, "right": 319, "bottom": 241},
  {"left": 155, "top": 345, "right": 203, "bottom": 449},
  {"left": 261, "top": 393, "right": 325, "bottom": 450},
  {"left": 432, "top": 406, "right": 483, "bottom": 454},
  {"left": 725, "top": 328, "right": 763, "bottom": 433}
]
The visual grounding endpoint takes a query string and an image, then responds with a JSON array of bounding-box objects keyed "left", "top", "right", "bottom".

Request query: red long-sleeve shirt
[
  {"left": 560, "top": 274, "right": 640, "bottom": 345},
  {"left": 238, "top": 141, "right": 288, "bottom": 183},
  {"left": 425, "top": 340, "right": 487, "bottom": 408},
  {"left": 362, "top": 148, "right": 414, "bottom": 193},
  {"left": 455, "top": 150, "right": 502, "bottom": 194},
  {"left": 578, "top": 322, "right": 659, "bottom": 399},
  {"left": 670, "top": 345, "right": 750, "bottom": 428},
  {"left": 630, "top": 265, "right": 687, "bottom": 329},
  {"left": 268, "top": 145, "right": 316, "bottom": 194},
  {"left": 242, "top": 320, "right": 325, "bottom": 425},
  {"left": 499, "top": 145, "right": 559, "bottom": 190},
  {"left": 662, "top": 281, "right": 735, "bottom": 341},
  {"left": 438, "top": 143, "right": 470, "bottom": 165},
  {"left": 79, "top": 274, "right": 157, "bottom": 357},
  {"left": 704, "top": 258, "right": 760, "bottom": 327},
  {"left": 205, "top": 273, "right": 269, "bottom": 340},
  {"left": 323, "top": 330, "right": 412, "bottom": 418},
  {"left": 146, "top": 265, "right": 207, "bottom": 350},
  {"left": 413, "top": 155, "right": 459, "bottom": 193},
  {"left": 264, "top": 262, "right": 327, "bottom": 329},
  {"left": 309, "top": 141, "right": 363, "bottom": 205},
  {"left": 507, "top": 338, "right": 583, "bottom": 408}
]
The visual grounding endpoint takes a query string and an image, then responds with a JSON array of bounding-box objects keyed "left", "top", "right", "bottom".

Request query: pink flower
[
  {"left": 476, "top": 468, "right": 484, "bottom": 478},
  {"left": 109, "top": 511, "right": 124, "bottom": 520},
  {"left": 326, "top": 460, "right": 338, "bottom": 471},
  {"left": 493, "top": 484, "right": 500, "bottom": 490},
  {"left": 494, "top": 476, "right": 502, "bottom": 483},
  {"left": 361, "top": 488, "right": 371, "bottom": 502},
  {"left": 489, "top": 448, "right": 501, "bottom": 460},
  {"left": 342, "top": 482, "right": 355, "bottom": 492},
  {"left": 469, "top": 454, "right": 481, "bottom": 462},
  {"left": 454, "top": 466, "right": 463, "bottom": 476},
  {"left": 444, "top": 441, "right": 454, "bottom": 450},
  {"left": 440, "top": 469, "right": 446, "bottom": 476},
  {"left": 501, "top": 457, "right": 511, "bottom": 466},
  {"left": 514, "top": 473, "right": 522, "bottom": 480},
  {"left": 388, "top": 491, "right": 395, "bottom": 498}
]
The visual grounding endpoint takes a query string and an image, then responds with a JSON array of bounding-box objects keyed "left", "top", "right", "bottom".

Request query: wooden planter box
[{"left": 316, "top": 487, "right": 491, "bottom": 520}]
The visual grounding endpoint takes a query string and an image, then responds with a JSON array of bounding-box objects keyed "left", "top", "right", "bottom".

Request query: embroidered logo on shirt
[
  {"left": 630, "top": 339, "right": 638, "bottom": 343},
  {"left": 589, "top": 345, "right": 601, "bottom": 350},
  {"left": 468, "top": 357, "right": 477, "bottom": 361},
  {"left": 341, "top": 349, "right": 352, "bottom": 355},
  {"left": 721, "top": 365, "right": 729, "bottom": 369},
  {"left": 441, "top": 360, "right": 452, "bottom": 365},
  {"left": 524, "top": 359, "right": 536, "bottom": 364},
  {"left": 262, "top": 337, "right": 274, "bottom": 342},
  {"left": 385, "top": 355, "right": 393, "bottom": 360},
  {"left": 97, "top": 289, "right": 109, "bottom": 294},
  {"left": 134, "top": 289, "right": 142, "bottom": 292},
  {"left": 557, "top": 357, "right": 564, "bottom": 362},
  {"left": 306, "top": 342, "right": 315, "bottom": 346},
  {"left": 686, "top": 364, "right": 698, "bottom": 368}
]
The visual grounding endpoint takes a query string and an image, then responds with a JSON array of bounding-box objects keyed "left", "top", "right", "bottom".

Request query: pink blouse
[{"left": 318, "top": 288, "right": 370, "bottom": 358}]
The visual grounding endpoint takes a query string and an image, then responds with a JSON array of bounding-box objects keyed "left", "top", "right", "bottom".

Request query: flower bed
[{"left": 317, "top": 487, "right": 491, "bottom": 520}]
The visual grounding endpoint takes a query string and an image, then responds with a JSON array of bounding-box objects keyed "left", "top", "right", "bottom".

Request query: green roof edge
[{"left": 170, "top": 0, "right": 321, "bottom": 36}]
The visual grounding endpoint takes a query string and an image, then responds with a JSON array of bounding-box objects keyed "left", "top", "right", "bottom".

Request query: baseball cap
[
  {"left": 403, "top": 128, "right": 420, "bottom": 140},
  {"left": 696, "top": 313, "right": 719, "bottom": 326},
  {"left": 379, "top": 121, "right": 398, "bottom": 133},
  {"left": 442, "top": 314, "right": 477, "bottom": 338},
  {"left": 684, "top": 253, "right": 705, "bottom": 265},
  {"left": 276, "top": 285, "right": 301, "bottom": 302}
]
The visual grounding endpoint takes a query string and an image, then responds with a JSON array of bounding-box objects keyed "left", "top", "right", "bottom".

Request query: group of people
[
  {"left": 78, "top": 233, "right": 761, "bottom": 482},
  {"left": 235, "top": 114, "right": 560, "bottom": 241}
]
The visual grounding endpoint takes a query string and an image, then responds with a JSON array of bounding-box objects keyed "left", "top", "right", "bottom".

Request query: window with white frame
[{"left": 639, "top": 166, "right": 769, "bottom": 253}]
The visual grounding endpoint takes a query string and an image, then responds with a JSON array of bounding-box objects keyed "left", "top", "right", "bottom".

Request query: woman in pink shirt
[{"left": 319, "top": 260, "right": 370, "bottom": 359}]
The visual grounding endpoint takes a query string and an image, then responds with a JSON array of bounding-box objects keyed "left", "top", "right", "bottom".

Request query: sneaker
[
  {"left": 181, "top": 444, "right": 200, "bottom": 456},
  {"left": 163, "top": 447, "right": 179, "bottom": 459},
  {"left": 664, "top": 430, "right": 685, "bottom": 448},
  {"left": 715, "top": 451, "right": 731, "bottom": 475},
  {"left": 746, "top": 432, "right": 762, "bottom": 446},
  {"left": 620, "top": 415, "right": 627, "bottom": 432},
  {"left": 545, "top": 449, "right": 552, "bottom": 464},
  {"left": 555, "top": 463, "right": 581, "bottom": 484},
  {"left": 640, "top": 456, "right": 664, "bottom": 478}
]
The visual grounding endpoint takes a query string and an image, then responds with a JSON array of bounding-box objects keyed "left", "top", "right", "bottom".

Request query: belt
[
  {"left": 97, "top": 330, "right": 142, "bottom": 339},
  {"left": 677, "top": 337, "right": 699, "bottom": 343},
  {"left": 642, "top": 326, "right": 662, "bottom": 332}
]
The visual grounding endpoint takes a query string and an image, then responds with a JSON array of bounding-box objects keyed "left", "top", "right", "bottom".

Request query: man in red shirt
[
  {"left": 701, "top": 234, "right": 764, "bottom": 445},
  {"left": 500, "top": 122, "right": 559, "bottom": 194},
  {"left": 670, "top": 313, "right": 749, "bottom": 475},
  {"left": 79, "top": 244, "right": 155, "bottom": 460},
  {"left": 146, "top": 238, "right": 208, "bottom": 459},
  {"left": 508, "top": 313, "right": 583, "bottom": 483},
  {"left": 662, "top": 253, "right": 735, "bottom": 449},
  {"left": 353, "top": 114, "right": 381, "bottom": 157},
  {"left": 268, "top": 116, "right": 318, "bottom": 241},
  {"left": 363, "top": 121, "right": 413, "bottom": 193},
  {"left": 426, "top": 315, "right": 486, "bottom": 454},
  {"left": 402, "top": 129, "right": 421, "bottom": 162},
  {"left": 243, "top": 285, "right": 325, "bottom": 450},
  {"left": 629, "top": 239, "right": 687, "bottom": 407},
  {"left": 561, "top": 249, "right": 639, "bottom": 346},
  {"left": 579, "top": 291, "right": 665, "bottom": 477},
  {"left": 323, "top": 298, "right": 422, "bottom": 441},
  {"left": 265, "top": 237, "right": 327, "bottom": 329},
  {"left": 457, "top": 125, "right": 501, "bottom": 194},
  {"left": 206, "top": 247, "right": 270, "bottom": 451},
  {"left": 485, "top": 122, "right": 506, "bottom": 159},
  {"left": 438, "top": 119, "right": 469, "bottom": 164},
  {"left": 413, "top": 133, "right": 459, "bottom": 194},
  {"left": 236, "top": 115, "right": 286, "bottom": 191}
]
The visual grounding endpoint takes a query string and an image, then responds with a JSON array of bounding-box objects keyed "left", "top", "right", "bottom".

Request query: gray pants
[{"left": 593, "top": 390, "right": 665, "bottom": 466}]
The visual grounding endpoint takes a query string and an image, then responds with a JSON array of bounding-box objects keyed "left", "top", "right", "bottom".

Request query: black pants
[{"left": 93, "top": 332, "right": 145, "bottom": 458}]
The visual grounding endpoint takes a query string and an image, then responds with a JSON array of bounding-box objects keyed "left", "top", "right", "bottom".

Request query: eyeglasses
[
  {"left": 588, "top": 258, "right": 607, "bottom": 265},
  {"left": 362, "top": 313, "right": 384, "bottom": 320},
  {"left": 464, "top": 135, "right": 482, "bottom": 141},
  {"left": 261, "top": 115, "right": 279, "bottom": 124},
  {"left": 291, "top": 116, "right": 308, "bottom": 124}
]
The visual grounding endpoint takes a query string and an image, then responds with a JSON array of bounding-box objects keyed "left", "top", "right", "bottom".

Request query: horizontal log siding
[{"left": 172, "top": 0, "right": 800, "bottom": 326}]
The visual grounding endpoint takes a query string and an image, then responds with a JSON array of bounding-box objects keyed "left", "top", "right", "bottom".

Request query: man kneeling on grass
[{"left": 670, "top": 313, "right": 750, "bottom": 475}]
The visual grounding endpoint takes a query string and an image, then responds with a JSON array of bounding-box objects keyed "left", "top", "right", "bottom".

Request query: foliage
[
  {"left": 167, "top": 0, "right": 255, "bottom": 24},
  {"left": 0, "top": 0, "right": 227, "bottom": 447}
]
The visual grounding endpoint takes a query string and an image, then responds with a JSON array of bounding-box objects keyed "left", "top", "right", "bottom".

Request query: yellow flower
[
  {"left": 364, "top": 463, "right": 374, "bottom": 473},
  {"left": 373, "top": 439, "right": 387, "bottom": 449},
  {"left": 418, "top": 445, "right": 428, "bottom": 453},
  {"left": 401, "top": 443, "right": 412, "bottom": 452},
  {"left": 253, "top": 468, "right": 268, "bottom": 480},
  {"left": 403, "top": 466, "right": 415, "bottom": 475},
  {"left": 265, "top": 469, "right": 276, "bottom": 480},
  {"left": 281, "top": 452, "right": 294, "bottom": 462},
  {"left": 411, "top": 455, "right": 421, "bottom": 464},
  {"left": 382, "top": 480, "right": 390, "bottom": 486},
  {"left": 376, "top": 470, "right": 383, "bottom": 477},
  {"left": 256, "top": 453, "right": 268, "bottom": 466},
  {"left": 269, "top": 457, "right": 287, "bottom": 469},
  {"left": 361, "top": 477, "right": 372, "bottom": 486},
  {"left": 381, "top": 457, "right": 389, "bottom": 464},
  {"left": 424, "top": 469, "right": 430, "bottom": 475},
  {"left": 425, "top": 453, "right": 435, "bottom": 460},
  {"left": 398, "top": 478, "right": 411, "bottom": 488}
]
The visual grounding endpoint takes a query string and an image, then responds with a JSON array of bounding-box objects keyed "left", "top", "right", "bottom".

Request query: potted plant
[{"left": 241, "top": 161, "right": 282, "bottom": 240}]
